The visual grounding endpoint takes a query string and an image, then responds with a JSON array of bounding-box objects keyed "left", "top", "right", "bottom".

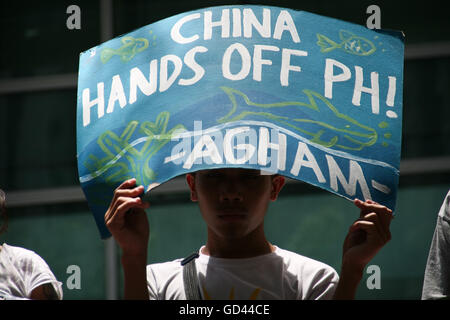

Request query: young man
[{"left": 105, "top": 168, "right": 392, "bottom": 300}]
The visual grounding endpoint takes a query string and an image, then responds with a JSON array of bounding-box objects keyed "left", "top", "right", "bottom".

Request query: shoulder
[
  {"left": 147, "top": 258, "right": 183, "bottom": 273},
  {"left": 146, "top": 258, "right": 186, "bottom": 300},
  {"left": 438, "top": 190, "right": 450, "bottom": 221},
  {"left": 2, "top": 243, "right": 36, "bottom": 256},
  {"left": 275, "top": 247, "right": 339, "bottom": 280},
  {"left": 146, "top": 258, "right": 184, "bottom": 285},
  {"left": 275, "top": 247, "right": 336, "bottom": 269},
  {"left": 1, "top": 244, "right": 46, "bottom": 266},
  {"left": 1, "top": 244, "right": 62, "bottom": 300},
  {"left": 275, "top": 247, "right": 339, "bottom": 299}
]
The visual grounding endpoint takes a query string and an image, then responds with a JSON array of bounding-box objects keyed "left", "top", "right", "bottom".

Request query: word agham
[{"left": 165, "top": 123, "right": 395, "bottom": 202}]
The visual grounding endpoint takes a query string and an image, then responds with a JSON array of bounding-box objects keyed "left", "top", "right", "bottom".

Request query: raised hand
[
  {"left": 334, "top": 199, "right": 393, "bottom": 299},
  {"left": 104, "top": 178, "right": 150, "bottom": 256},
  {"left": 342, "top": 199, "right": 393, "bottom": 271}
]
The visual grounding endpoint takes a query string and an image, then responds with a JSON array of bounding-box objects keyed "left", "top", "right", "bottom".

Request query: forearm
[
  {"left": 121, "top": 253, "right": 149, "bottom": 300},
  {"left": 333, "top": 262, "right": 364, "bottom": 300}
]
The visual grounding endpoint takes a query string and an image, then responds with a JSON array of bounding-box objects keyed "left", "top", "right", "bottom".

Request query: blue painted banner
[{"left": 76, "top": 5, "right": 405, "bottom": 238}]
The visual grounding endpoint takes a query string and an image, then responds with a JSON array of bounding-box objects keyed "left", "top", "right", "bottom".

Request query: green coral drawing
[
  {"left": 217, "top": 86, "right": 390, "bottom": 151},
  {"left": 101, "top": 36, "right": 149, "bottom": 63},
  {"left": 316, "top": 30, "right": 376, "bottom": 56},
  {"left": 83, "top": 111, "right": 185, "bottom": 186},
  {"left": 149, "top": 30, "right": 157, "bottom": 46}
]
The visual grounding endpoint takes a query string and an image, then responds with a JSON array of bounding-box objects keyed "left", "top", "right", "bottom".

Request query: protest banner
[{"left": 76, "top": 5, "right": 404, "bottom": 238}]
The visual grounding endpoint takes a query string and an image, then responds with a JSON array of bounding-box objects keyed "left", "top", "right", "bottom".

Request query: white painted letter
[
  {"left": 107, "top": 75, "right": 127, "bottom": 114},
  {"left": 179, "top": 46, "right": 208, "bottom": 86},
  {"left": 386, "top": 76, "right": 397, "bottom": 107},
  {"left": 170, "top": 13, "right": 201, "bottom": 44},
  {"left": 290, "top": 141, "right": 326, "bottom": 183},
  {"left": 253, "top": 45, "right": 279, "bottom": 82},
  {"left": 222, "top": 43, "right": 251, "bottom": 81},
  {"left": 160, "top": 54, "right": 183, "bottom": 92},
  {"left": 324, "top": 58, "right": 351, "bottom": 99},
  {"left": 224, "top": 127, "right": 257, "bottom": 164},
  {"left": 280, "top": 49, "right": 307, "bottom": 86},
  {"left": 352, "top": 66, "right": 380, "bottom": 114},
  {"left": 232, "top": 8, "right": 242, "bottom": 37},
  {"left": 258, "top": 127, "right": 286, "bottom": 172},
  {"left": 326, "top": 155, "right": 372, "bottom": 200},
  {"left": 82, "top": 82, "right": 104, "bottom": 127},
  {"left": 243, "top": 8, "right": 271, "bottom": 39},
  {"left": 273, "top": 10, "right": 300, "bottom": 43},
  {"left": 183, "top": 135, "right": 223, "bottom": 169},
  {"left": 129, "top": 60, "right": 157, "bottom": 104},
  {"left": 204, "top": 9, "right": 230, "bottom": 40}
]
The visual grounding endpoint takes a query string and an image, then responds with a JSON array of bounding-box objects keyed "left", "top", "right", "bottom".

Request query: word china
[{"left": 170, "top": 7, "right": 301, "bottom": 44}]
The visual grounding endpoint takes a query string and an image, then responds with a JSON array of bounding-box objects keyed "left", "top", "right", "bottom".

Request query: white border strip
[
  {"left": 405, "top": 41, "right": 450, "bottom": 60},
  {"left": 0, "top": 73, "right": 78, "bottom": 94}
]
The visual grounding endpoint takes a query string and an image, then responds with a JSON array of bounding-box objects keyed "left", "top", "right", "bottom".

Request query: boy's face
[{"left": 186, "top": 168, "right": 285, "bottom": 240}]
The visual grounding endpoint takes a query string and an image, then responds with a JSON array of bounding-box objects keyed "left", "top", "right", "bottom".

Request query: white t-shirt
[
  {"left": 422, "top": 190, "right": 450, "bottom": 299},
  {"left": 0, "top": 243, "right": 63, "bottom": 300},
  {"left": 147, "top": 245, "right": 339, "bottom": 300}
]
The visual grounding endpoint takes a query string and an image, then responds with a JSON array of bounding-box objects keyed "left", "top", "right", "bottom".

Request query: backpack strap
[{"left": 181, "top": 252, "right": 202, "bottom": 300}]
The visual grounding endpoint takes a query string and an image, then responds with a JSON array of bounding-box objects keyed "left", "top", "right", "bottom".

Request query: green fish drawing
[
  {"left": 83, "top": 111, "right": 185, "bottom": 186},
  {"left": 217, "top": 87, "right": 378, "bottom": 151},
  {"left": 101, "top": 36, "right": 149, "bottom": 63},
  {"left": 316, "top": 30, "right": 376, "bottom": 56}
]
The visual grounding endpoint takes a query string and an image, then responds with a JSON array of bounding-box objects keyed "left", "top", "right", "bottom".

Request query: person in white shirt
[
  {"left": 0, "top": 189, "right": 63, "bottom": 300},
  {"left": 146, "top": 244, "right": 338, "bottom": 300},
  {"left": 105, "top": 168, "right": 393, "bottom": 300},
  {"left": 422, "top": 190, "right": 450, "bottom": 300},
  {"left": 0, "top": 243, "right": 63, "bottom": 300}
]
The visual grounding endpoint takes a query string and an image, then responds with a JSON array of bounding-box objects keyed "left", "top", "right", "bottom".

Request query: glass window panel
[
  {"left": 0, "top": 89, "right": 78, "bottom": 191},
  {"left": 0, "top": 0, "right": 100, "bottom": 78},
  {"left": 402, "top": 57, "right": 450, "bottom": 158}
]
